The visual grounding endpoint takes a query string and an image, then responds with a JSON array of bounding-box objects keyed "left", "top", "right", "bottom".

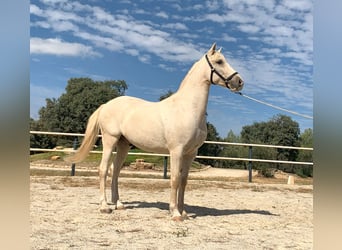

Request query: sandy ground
[{"left": 30, "top": 174, "right": 313, "bottom": 249}]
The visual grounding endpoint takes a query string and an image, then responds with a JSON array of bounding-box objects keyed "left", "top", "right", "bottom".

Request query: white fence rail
[{"left": 30, "top": 131, "right": 313, "bottom": 181}]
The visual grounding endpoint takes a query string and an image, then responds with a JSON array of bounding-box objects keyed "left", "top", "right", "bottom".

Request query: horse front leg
[
  {"left": 177, "top": 153, "right": 195, "bottom": 220},
  {"left": 111, "top": 138, "right": 130, "bottom": 210},
  {"left": 169, "top": 151, "right": 183, "bottom": 221}
]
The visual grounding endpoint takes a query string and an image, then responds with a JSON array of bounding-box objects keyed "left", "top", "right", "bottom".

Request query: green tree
[
  {"left": 240, "top": 120, "right": 277, "bottom": 171},
  {"left": 299, "top": 128, "right": 313, "bottom": 148},
  {"left": 30, "top": 118, "right": 57, "bottom": 153},
  {"left": 296, "top": 128, "right": 313, "bottom": 177},
  {"left": 241, "top": 114, "right": 300, "bottom": 174},
  {"left": 269, "top": 115, "right": 300, "bottom": 172},
  {"left": 219, "top": 130, "right": 246, "bottom": 168},
  {"left": 31, "top": 78, "right": 127, "bottom": 147}
]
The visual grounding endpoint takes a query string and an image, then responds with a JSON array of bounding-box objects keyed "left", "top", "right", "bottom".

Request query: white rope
[{"left": 236, "top": 92, "right": 313, "bottom": 119}]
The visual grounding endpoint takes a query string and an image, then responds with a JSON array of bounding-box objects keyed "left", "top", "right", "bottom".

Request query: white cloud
[
  {"left": 203, "top": 0, "right": 313, "bottom": 66},
  {"left": 30, "top": 1, "right": 206, "bottom": 64},
  {"left": 260, "top": 47, "right": 282, "bottom": 55},
  {"left": 222, "top": 34, "right": 237, "bottom": 42},
  {"left": 238, "top": 24, "right": 260, "bottom": 34},
  {"left": 238, "top": 55, "right": 313, "bottom": 111},
  {"left": 138, "top": 54, "right": 151, "bottom": 63},
  {"left": 40, "top": 0, "right": 68, "bottom": 4},
  {"left": 53, "top": 20, "right": 79, "bottom": 32},
  {"left": 192, "top": 4, "right": 203, "bottom": 10},
  {"left": 205, "top": 0, "right": 221, "bottom": 11},
  {"left": 31, "top": 0, "right": 312, "bottom": 70},
  {"left": 158, "top": 64, "right": 176, "bottom": 72},
  {"left": 156, "top": 11, "right": 168, "bottom": 19},
  {"left": 75, "top": 31, "right": 123, "bottom": 52},
  {"left": 30, "top": 4, "right": 43, "bottom": 16},
  {"left": 282, "top": 0, "right": 312, "bottom": 11},
  {"left": 31, "top": 21, "right": 51, "bottom": 29},
  {"left": 272, "top": 25, "right": 294, "bottom": 37},
  {"left": 162, "top": 23, "right": 188, "bottom": 30},
  {"left": 30, "top": 37, "right": 101, "bottom": 57},
  {"left": 126, "top": 48, "right": 140, "bottom": 56}
]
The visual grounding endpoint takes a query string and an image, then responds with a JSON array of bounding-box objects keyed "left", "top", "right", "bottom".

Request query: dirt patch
[{"left": 30, "top": 176, "right": 312, "bottom": 249}]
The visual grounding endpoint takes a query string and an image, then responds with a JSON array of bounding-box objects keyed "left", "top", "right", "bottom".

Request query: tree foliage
[
  {"left": 298, "top": 128, "right": 313, "bottom": 164},
  {"left": 39, "top": 78, "right": 127, "bottom": 133},
  {"left": 296, "top": 128, "right": 313, "bottom": 177},
  {"left": 241, "top": 114, "right": 301, "bottom": 174},
  {"left": 31, "top": 78, "right": 127, "bottom": 148},
  {"left": 218, "top": 129, "right": 247, "bottom": 169},
  {"left": 30, "top": 118, "right": 57, "bottom": 151}
]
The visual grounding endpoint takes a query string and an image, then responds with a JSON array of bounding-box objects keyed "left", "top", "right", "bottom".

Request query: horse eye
[{"left": 216, "top": 60, "right": 223, "bottom": 65}]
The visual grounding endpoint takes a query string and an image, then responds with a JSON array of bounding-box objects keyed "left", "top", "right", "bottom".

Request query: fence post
[
  {"left": 163, "top": 156, "right": 168, "bottom": 179},
  {"left": 71, "top": 137, "right": 78, "bottom": 176},
  {"left": 248, "top": 146, "right": 253, "bottom": 182}
]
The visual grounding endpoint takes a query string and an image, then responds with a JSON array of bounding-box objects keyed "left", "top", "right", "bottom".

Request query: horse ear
[
  {"left": 208, "top": 43, "right": 216, "bottom": 55},
  {"left": 218, "top": 47, "right": 222, "bottom": 53}
]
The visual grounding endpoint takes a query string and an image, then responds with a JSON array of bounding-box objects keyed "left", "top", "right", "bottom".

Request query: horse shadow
[{"left": 124, "top": 201, "right": 278, "bottom": 218}]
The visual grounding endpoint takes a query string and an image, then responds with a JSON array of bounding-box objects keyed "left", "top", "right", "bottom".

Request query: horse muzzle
[{"left": 226, "top": 74, "right": 244, "bottom": 92}]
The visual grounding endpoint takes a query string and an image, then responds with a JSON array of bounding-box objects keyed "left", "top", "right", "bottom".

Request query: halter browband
[{"left": 205, "top": 54, "right": 238, "bottom": 89}]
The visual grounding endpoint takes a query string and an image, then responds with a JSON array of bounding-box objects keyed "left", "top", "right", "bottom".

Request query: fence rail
[
  {"left": 30, "top": 131, "right": 313, "bottom": 181},
  {"left": 30, "top": 131, "right": 313, "bottom": 150}
]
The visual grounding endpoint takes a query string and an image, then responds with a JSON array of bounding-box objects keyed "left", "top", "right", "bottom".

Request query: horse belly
[{"left": 120, "top": 107, "right": 168, "bottom": 154}]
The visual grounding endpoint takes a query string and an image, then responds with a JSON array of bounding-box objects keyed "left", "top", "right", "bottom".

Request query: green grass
[
  {"left": 30, "top": 149, "right": 204, "bottom": 170},
  {"left": 125, "top": 149, "right": 166, "bottom": 167},
  {"left": 29, "top": 149, "right": 166, "bottom": 168},
  {"left": 30, "top": 151, "right": 67, "bottom": 161}
]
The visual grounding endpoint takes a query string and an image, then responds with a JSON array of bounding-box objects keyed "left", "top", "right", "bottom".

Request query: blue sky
[{"left": 30, "top": 0, "right": 313, "bottom": 137}]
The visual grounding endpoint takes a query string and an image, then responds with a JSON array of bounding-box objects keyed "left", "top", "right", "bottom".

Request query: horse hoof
[
  {"left": 182, "top": 211, "right": 190, "bottom": 220},
  {"left": 115, "top": 201, "right": 125, "bottom": 210},
  {"left": 182, "top": 215, "right": 190, "bottom": 220},
  {"left": 116, "top": 205, "right": 125, "bottom": 210},
  {"left": 100, "top": 208, "right": 113, "bottom": 214},
  {"left": 172, "top": 216, "right": 183, "bottom": 222}
]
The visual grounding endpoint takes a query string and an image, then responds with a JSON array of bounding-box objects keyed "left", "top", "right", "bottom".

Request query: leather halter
[{"left": 205, "top": 54, "right": 238, "bottom": 89}]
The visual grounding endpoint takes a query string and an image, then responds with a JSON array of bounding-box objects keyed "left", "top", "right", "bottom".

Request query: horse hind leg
[
  {"left": 99, "top": 134, "right": 119, "bottom": 213},
  {"left": 111, "top": 137, "right": 130, "bottom": 210}
]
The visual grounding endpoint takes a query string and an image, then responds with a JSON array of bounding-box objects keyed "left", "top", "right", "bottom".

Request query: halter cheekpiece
[{"left": 205, "top": 54, "right": 238, "bottom": 89}]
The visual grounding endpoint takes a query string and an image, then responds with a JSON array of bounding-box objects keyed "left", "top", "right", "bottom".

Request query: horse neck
[{"left": 175, "top": 58, "right": 210, "bottom": 118}]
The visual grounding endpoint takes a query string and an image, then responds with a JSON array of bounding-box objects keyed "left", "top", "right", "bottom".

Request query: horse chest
[{"left": 164, "top": 116, "right": 207, "bottom": 151}]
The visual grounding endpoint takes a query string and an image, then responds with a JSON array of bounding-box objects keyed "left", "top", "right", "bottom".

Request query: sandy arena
[{"left": 30, "top": 170, "right": 313, "bottom": 249}]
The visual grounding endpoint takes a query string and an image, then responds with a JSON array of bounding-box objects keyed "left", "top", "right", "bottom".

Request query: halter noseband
[{"left": 205, "top": 54, "right": 238, "bottom": 89}]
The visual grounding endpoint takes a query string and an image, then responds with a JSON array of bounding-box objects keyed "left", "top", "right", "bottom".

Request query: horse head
[{"left": 205, "top": 43, "right": 244, "bottom": 92}]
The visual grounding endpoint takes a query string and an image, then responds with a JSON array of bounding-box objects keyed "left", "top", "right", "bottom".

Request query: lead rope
[{"left": 235, "top": 92, "right": 313, "bottom": 119}]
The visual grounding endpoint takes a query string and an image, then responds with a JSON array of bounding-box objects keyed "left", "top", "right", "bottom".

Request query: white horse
[{"left": 67, "top": 43, "right": 244, "bottom": 221}]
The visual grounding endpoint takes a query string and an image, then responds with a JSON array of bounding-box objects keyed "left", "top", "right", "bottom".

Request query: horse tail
[{"left": 66, "top": 105, "right": 103, "bottom": 163}]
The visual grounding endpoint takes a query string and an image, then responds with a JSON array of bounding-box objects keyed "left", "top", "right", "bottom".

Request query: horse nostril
[{"left": 239, "top": 79, "right": 243, "bottom": 85}]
